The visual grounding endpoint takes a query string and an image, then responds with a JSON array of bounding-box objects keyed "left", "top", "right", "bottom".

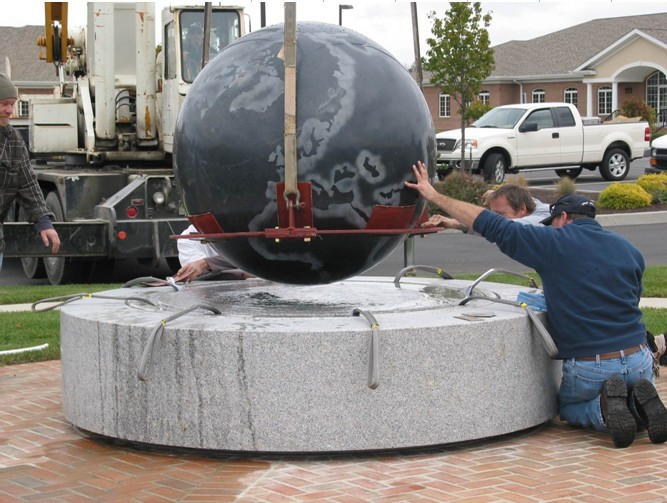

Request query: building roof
[
  {"left": 0, "top": 26, "right": 59, "bottom": 83},
  {"left": 490, "top": 12, "right": 667, "bottom": 78}
]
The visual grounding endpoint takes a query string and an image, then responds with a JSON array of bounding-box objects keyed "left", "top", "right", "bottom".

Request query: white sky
[{"left": 5, "top": 1, "right": 667, "bottom": 67}]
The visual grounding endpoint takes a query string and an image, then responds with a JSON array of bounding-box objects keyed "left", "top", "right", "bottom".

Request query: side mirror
[{"left": 519, "top": 122, "right": 538, "bottom": 133}]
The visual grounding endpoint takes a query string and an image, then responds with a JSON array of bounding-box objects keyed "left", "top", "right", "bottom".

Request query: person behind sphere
[
  {"left": 425, "top": 183, "right": 551, "bottom": 233},
  {"left": 172, "top": 224, "right": 250, "bottom": 282}
]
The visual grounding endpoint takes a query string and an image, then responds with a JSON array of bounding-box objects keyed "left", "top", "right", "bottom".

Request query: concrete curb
[{"left": 597, "top": 211, "right": 667, "bottom": 227}]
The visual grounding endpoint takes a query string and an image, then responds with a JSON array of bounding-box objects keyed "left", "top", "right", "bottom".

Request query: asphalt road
[{"left": 1, "top": 158, "right": 663, "bottom": 285}]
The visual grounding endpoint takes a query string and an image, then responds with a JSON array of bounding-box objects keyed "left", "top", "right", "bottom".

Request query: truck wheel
[
  {"left": 556, "top": 168, "right": 582, "bottom": 179},
  {"left": 599, "top": 148, "right": 630, "bottom": 181},
  {"left": 43, "top": 192, "right": 85, "bottom": 285},
  {"left": 18, "top": 204, "right": 47, "bottom": 279},
  {"left": 483, "top": 153, "right": 506, "bottom": 184}
]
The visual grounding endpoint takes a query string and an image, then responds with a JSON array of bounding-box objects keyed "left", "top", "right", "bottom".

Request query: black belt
[{"left": 577, "top": 345, "right": 644, "bottom": 361}]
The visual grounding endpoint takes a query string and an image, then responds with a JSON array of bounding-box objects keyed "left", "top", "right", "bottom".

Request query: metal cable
[
  {"left": 394, "top": 264, "right": 454, "bottom": 288},
  {"left": 352, "top": 308, "right": 380, "bottom": 389},
  {"left": 137, "top": 304, "right": 222, "bottom": 381},
  {"left": 31, "top": 293, "right": 157, "bottom": 312}
]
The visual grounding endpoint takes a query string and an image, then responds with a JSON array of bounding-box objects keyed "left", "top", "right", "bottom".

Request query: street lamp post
[{"left": 338, "top": 4, "right": 353, "bottom": 26}]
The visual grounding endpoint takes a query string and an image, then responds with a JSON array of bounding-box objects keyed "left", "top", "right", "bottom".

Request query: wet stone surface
[{"left": 151, "top": 278, "right": 478, "bottom": 317}]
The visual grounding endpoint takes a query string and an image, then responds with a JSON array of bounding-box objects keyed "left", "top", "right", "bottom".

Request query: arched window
[
  {"left": 598, "top": 86, "right": 612, "bottom": 115},
  {"left": 478, "top": 90, "right": 490, "bottom": 106},
  {"left": 532, "top": 89, "right": 545, "bottom": 103},
  {"left": 439, "top": 93, "right": 451, "bottom": 118},
  {"left": 646, "top": 71, "right": 667, "bottom": 125},
  {"left": 564, "top": 87, "right": 577, "bottom": 107}
]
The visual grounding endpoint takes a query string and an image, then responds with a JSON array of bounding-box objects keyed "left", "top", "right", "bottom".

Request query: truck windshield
[
  {"left": 473, "top": 107, "right": 526, "bottom": 129},
  {"left": 181, "top": 10, "right": 241, "bottom": 83}
]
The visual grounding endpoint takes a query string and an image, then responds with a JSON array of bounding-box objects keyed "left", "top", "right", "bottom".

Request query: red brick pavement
[{"left": 1, "top": 361, "right": 666, "bottom": 502}]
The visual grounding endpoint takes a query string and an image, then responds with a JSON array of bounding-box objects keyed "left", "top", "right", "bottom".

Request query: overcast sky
[{"left": 5, "top": 1, "right": 667, "bottom": 66}]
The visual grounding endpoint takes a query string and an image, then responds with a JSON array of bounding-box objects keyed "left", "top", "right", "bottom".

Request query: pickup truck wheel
[
  {"left": 483, "top": 153, "right": 506, "bottom": 184},
  {"left": 17, "top": 204, "right": 47, "bottom": 279},
  {"left": 43, "top": 192, "right": 86, "bottom": 285},
  {"left": 600, "top": 148, "right": 630, "bottom": 181},
  {"left": 556, "top": 168, "right": 583, "bottom": 179}
]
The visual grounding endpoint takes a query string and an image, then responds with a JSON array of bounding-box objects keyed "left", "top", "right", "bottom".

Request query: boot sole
[
  {"left": 633, "top": 379, "right": 667, "bottom": 444},
  {"left": 603, "top": 377, "right": 636, "bottom": 448}
]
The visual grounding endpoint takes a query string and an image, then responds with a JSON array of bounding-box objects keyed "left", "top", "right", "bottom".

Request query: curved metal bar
[
  {"left": 31, "top": 293, "right": 157, "bottom": 312},
  {"left": 122, "top": 277, "right": 182, "bottom": 292},
  {"left": 458, "top": 295, "right": 557, "bottom": 358},
  {"left": 137, "top": 304, "right": 222, "bottom": 381},
  {"left": 464, "top": 268, "right": 539, "bottom": 298},
  {"left": 352, "top": 308, "right": 380, "bottom": 389},
  {"left": 393, "top": 265, "right": 454, "bottom": 288}
]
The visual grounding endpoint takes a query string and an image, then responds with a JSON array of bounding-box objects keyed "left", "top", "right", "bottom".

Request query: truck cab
[{"left": 158, "top": 6, "right": 245, "bottom": 152}]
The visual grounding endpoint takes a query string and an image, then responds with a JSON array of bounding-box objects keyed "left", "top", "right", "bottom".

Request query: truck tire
[
  {"left": 483, "top": 153, "right": 506, "bottom": 184},
  {"left": 43, "top": 192, "right": 85, "bottom": 285},
  {"left": 556, "top": 168, "right": 582, "bottom": 179},
  {"left": 18, "top": 204, "right": 47, "bottom": 279},
  {"left": 599, "top": 148, "right": 630, "bottom": 181}
]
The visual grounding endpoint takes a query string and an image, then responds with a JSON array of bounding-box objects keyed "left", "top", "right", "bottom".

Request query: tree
[{"left": 424, "top": 3, "right": 494, "bottom": 170}]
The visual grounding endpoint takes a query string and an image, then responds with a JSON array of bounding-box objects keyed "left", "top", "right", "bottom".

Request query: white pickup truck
[{"left": 436, "top": 102, "right": 650, "bottom": 184}]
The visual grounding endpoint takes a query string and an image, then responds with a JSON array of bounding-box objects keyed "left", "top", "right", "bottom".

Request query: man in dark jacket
[
  {"left": 406, "top": 160, "right": 667, "bottom": 448},
  {"left": 0, "top": 73, "right": 60, "bottom": 272}
]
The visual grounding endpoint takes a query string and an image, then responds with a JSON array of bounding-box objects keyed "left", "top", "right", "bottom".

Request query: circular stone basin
[{"left": 59, "top": 276, "right": 560, "bottom": 453}]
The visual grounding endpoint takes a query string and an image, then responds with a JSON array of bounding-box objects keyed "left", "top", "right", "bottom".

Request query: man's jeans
[{"left": 559, "top": 345, "right": 654, "bottom": 431}]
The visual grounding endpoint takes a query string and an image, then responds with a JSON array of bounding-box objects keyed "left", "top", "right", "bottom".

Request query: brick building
[
  {"left": 0, "top": 26, "right": 60, "bottom": 127},
  {"left": 424, "top": 12, "right": 667, "bottom": 132}
]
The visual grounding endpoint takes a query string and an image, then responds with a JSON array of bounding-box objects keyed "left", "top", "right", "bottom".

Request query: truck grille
[
  {"left": 654, "top": 148, "right": 667, "bottom": 169},
  {"left": 437, "top": 138, "right": 457, "bottom": 152}
]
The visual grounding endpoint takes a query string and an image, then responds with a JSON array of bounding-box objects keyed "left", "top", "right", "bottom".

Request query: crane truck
[{"left": 4, "top": 2, "right": 246, "bottom": 284}]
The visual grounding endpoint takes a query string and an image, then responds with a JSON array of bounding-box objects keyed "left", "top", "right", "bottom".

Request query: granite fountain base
[{"left": 59, "top": 276, "right": 561, "bottom": 453}]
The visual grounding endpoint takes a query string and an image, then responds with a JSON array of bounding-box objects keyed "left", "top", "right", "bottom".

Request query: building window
[
  {"left": 532, "top": 89, "right": 545, "bottom": 103},
  {"left": 646, "top": 71, "right": 667, "bottom": 125},
  {"left": 439, "top": 93, "right": 450, "bottom": 118},
  {"left": 18, "top": 100, "right": 29, "bottom": 117},
  {"left": 598, "top": 86, "right": 612, "bottom": 115},
  {"left": 564, "top": 87, "right": 577, "bottom": 107},
  {"left": 478, "top": 90, "right": 489, "bottom": 106}
]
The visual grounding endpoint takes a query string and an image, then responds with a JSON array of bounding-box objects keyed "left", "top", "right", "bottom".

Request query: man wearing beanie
[
  {"left": 407, "top": 160, "right": 667, "bottom": 449},
  {"left": 0, "top": 73, "right": 60, "bottom": 271}
]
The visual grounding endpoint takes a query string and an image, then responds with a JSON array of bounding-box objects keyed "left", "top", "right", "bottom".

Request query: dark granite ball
[{"left": 174, "top": 22, "right": 435, "bottom": 284}]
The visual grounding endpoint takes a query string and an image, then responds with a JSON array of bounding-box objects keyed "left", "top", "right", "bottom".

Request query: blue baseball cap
[{"left": 541, "top": 194, "right": 596, "bottom": 226}]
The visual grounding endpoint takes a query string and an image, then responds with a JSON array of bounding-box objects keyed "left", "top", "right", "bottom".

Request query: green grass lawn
[{"left": 2, "top": 267, "right": 666, "bottom": 366}]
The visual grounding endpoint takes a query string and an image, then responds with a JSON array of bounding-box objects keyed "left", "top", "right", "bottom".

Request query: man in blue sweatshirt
[{"left": 406, "top": 160, "right": 667, "bottom": 448}]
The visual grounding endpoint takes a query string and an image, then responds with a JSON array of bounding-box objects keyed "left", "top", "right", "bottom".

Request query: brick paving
[{"left": 1, "top": 361, "right": 666, "bottom": 502}]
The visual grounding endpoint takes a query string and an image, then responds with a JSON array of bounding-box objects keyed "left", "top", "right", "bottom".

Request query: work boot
[
  {"left": 630, "top": 379, "right": 667, "bottom": 444},
  {"left": 600, "top": 377, "right": 635, "bottom": 448}
]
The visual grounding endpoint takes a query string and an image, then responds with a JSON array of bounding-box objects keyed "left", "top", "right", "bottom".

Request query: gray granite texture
[{"left": 59, "top": 277, "right": 561, "bottom": 452}]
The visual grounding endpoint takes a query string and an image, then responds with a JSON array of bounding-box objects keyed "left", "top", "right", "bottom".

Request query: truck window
[
  {"left": 474, "top": 107, "right": 526, "bottom": 129},
  {"left": 180, "top": 10, "right": 241, "bottom": 83},
  {"left": 554, "top": 107, "right": 576, "bottom": 127},
  {"left": 164, "top": 22, "right": 177, "bottom": 80},
  {"left": 524, "top": 109, "right": 554, "bottom": 130}
]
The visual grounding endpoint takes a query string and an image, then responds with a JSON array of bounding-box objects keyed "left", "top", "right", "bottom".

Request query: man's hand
[
  {"left": 422, "top": 214, "right": 464, "bottom": 230},
  {"left": 40, "top": 229, "right": 60, "bottom": 254},
  {"left": 172, "top": 258, "right": 209, "bottom": 283},
  {"left": 404, "top": 161, "right": 439, "bottom": 203}
]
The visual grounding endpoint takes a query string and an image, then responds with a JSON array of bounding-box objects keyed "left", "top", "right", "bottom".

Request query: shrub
[
  {"left": 430, "top": 172, "right": 488, "bottom": 215},
  {"left": 554, "top": 177, "right": 576, "bottom": 197},
  {"left": 636, "top": 173, "right": 667, "bottom": 203},
  {"left": 598, "top": 183, "right": 652, "bottom": 210},
  {"left": 618, "top": 97, "right": 657, "bottom": 133}
]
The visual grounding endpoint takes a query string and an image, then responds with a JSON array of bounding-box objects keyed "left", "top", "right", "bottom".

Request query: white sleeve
[{"left": 177, "top": 225, "right": 219, "bottom": 264}]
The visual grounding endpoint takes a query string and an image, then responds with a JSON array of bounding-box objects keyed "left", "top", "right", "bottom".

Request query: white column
[
  {"left": 612, "top": 81, "right": 619, "bottom": 112},
  {"left": 586, "top": 82, "right": 593, "bottom": 117}
]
